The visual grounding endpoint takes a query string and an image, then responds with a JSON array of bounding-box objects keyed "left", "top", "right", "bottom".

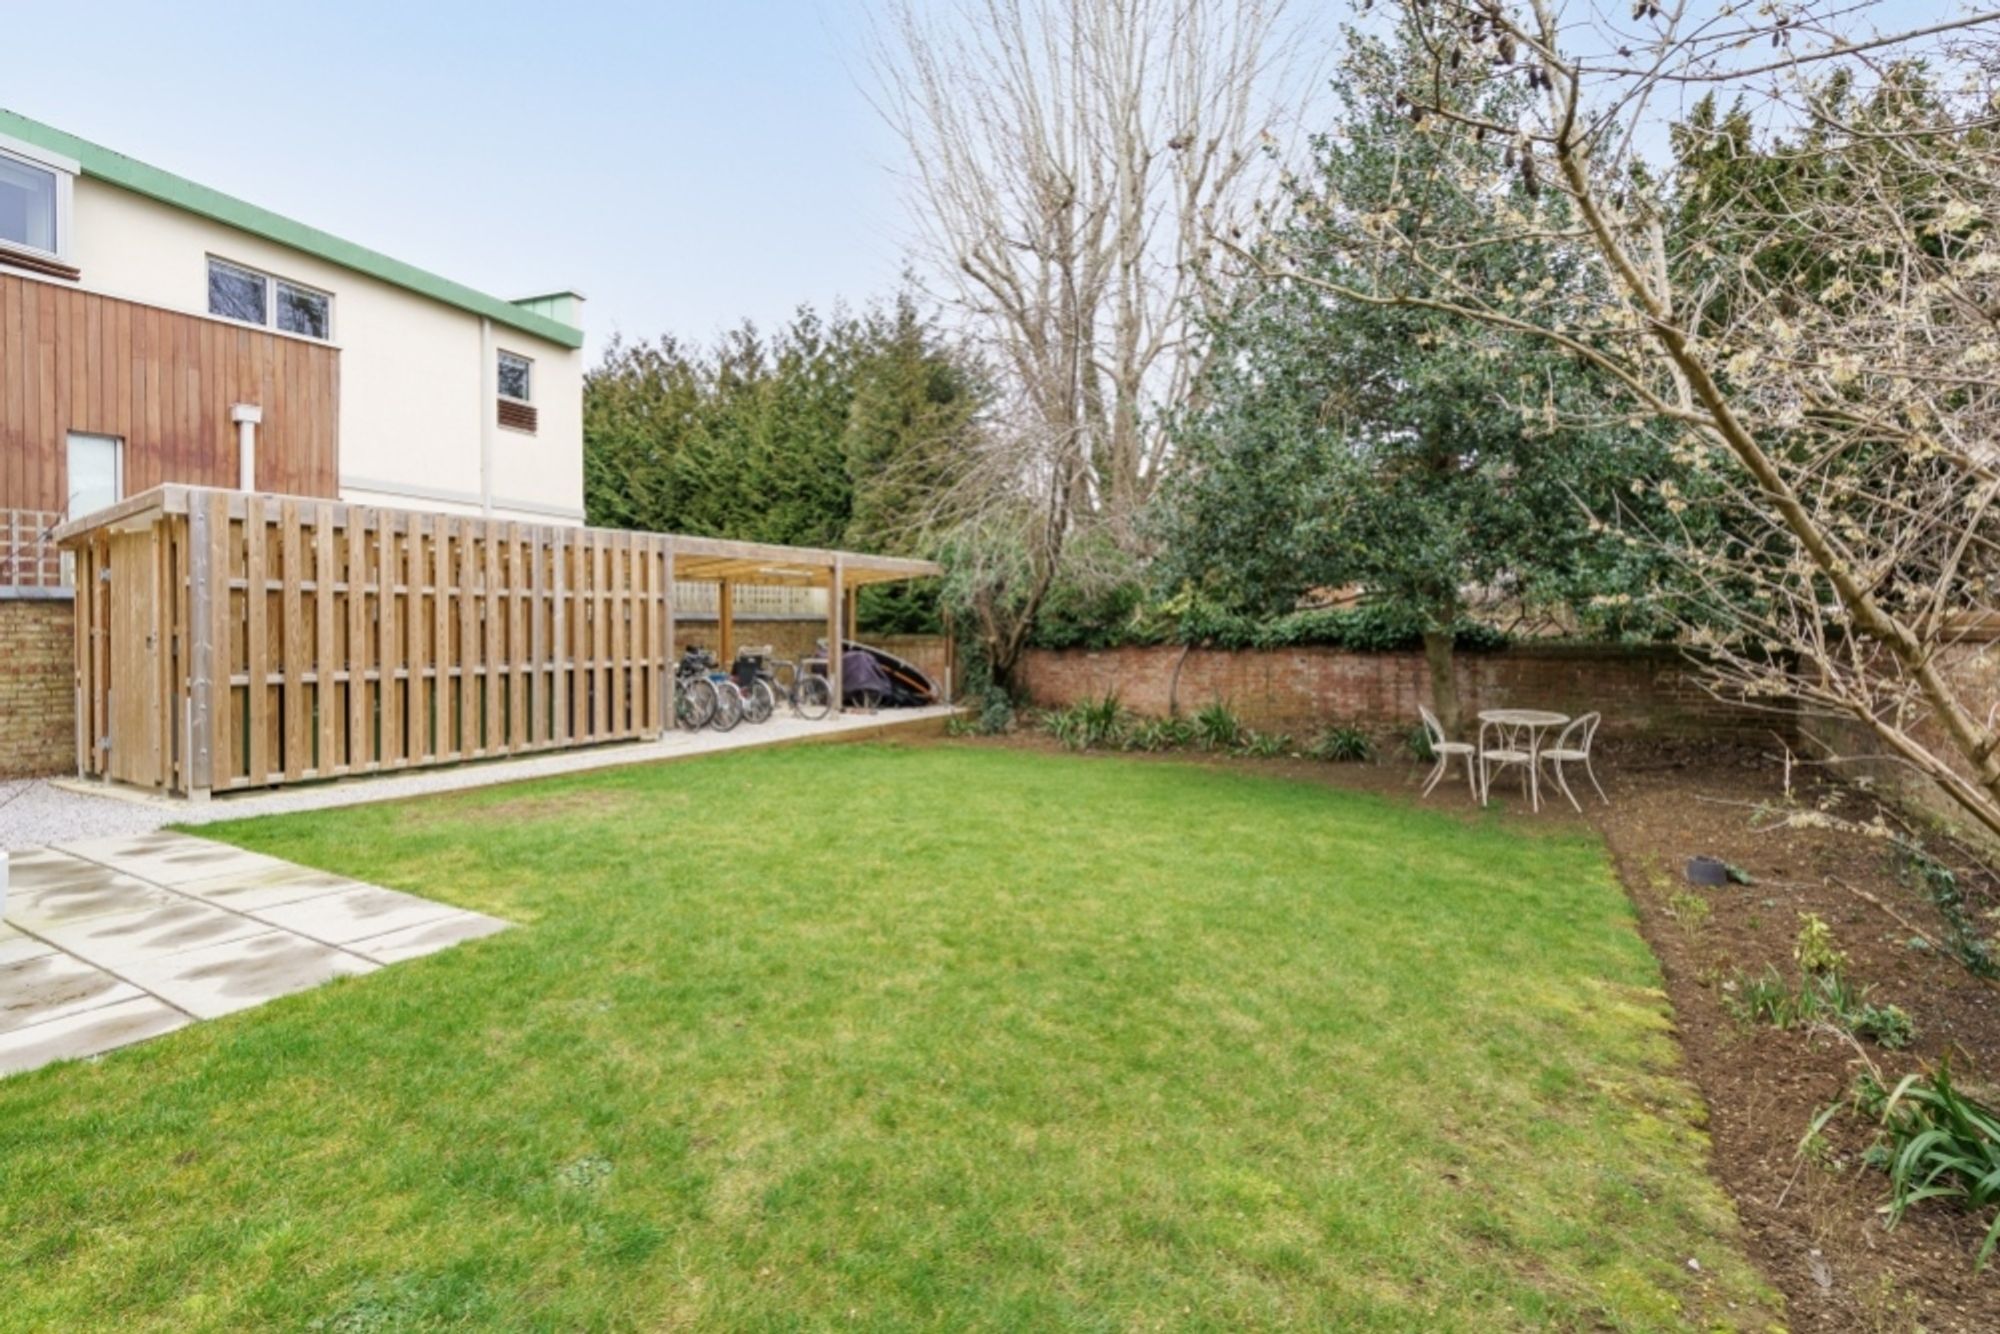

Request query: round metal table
[{"left": 1475, "top": 709, "right": 1570, "bottom": 811}]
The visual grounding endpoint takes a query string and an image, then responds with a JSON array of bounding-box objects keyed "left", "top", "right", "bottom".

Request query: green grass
[{"left": 0, "top": 745, "right": 1779, "bottom": 1330}]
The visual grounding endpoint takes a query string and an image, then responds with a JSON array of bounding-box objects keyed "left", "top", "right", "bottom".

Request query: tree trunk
[{"left": 1422, "top": 628, "right": 1461, "bottom": 740}]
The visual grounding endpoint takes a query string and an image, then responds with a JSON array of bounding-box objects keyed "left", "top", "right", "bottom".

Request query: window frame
[
  {"left": 0, "top": 133, "right": 77, "bottom": 263},
  {"left": 205, "top": 254, "right": 334, "bottom": 342},
  {"left": 496, "top": 351, "right": 534, "bottom": 404}
]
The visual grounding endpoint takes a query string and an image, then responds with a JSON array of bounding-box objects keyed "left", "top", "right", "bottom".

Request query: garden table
[{"left": 1475, "top": 709, "right": 1570, "bottom": 812}]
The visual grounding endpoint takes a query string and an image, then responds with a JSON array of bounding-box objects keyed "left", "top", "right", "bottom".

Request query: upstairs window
[
  {"left": 0, "top": 138, "right": 75, "bottom": 266},
  {"left": 207, "top": 256, "right": 332, "bottom": 340},
  {"left": 497, "top": 351, "right": 533, "bottom": 402},
  {"left": 496, "top": 351, "right": 537, "bottom": 433}
]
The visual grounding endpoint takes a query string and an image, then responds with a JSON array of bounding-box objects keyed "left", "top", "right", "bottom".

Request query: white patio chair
[
  {"left": 1538, "top": 711, "right": 1606, "bottom": 811},
  {"left": 1477, "top": 717, "right": 1540, "bottom": 811},
  {"left": 1418, "top": 705, "right": 1478, "bottom": 801}
]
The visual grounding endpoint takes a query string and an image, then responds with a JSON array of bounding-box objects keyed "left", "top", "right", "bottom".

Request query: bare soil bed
[{"left": 957, "top": 731, "right": 2000, "bottom": 1330}]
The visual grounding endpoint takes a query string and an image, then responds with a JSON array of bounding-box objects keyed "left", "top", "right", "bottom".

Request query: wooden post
[
  {"left": 186, "top": 496, "right": 215, "bottom": 796},
  {"left": 827, "top": 558, "right": 843, "bottom": 715},
  {"left": 718, "top": 579, "right": 735, "bottom": 666},
  {"left": 844, "top": 584, "right": 858, "bottom": 641},
  {"left": 662, "top": 539, "right": 677, "bottom": 735}
]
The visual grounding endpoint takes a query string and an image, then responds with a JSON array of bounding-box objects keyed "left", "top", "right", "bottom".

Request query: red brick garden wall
[
  {"left": 0, "top": 597, "right": 74, "bottom": 777},
  {"left": 1016, "top": 642, "right": 1780, "bottom": 741}
]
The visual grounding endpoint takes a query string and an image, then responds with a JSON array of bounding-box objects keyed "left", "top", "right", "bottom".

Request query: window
[
  {"left": 66, "top": 433, "right": 122, "bottom": 519},
  {"left": 497, "top": 351, "right": 533, "bottom": 402},
  {"left": 0, "top": 140, "right": 73, "bottom": 260},
  {"left": 206, "top": 257, "right": 332, "bottom": 340}
]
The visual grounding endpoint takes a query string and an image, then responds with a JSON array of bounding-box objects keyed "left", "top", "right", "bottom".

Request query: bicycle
[
  {"left": 727, "top": 648, "right": 778, "bottom": 725},
  {"left": 676, "top": 647, "right": 746, "bottom": 732},
  {"left": 673, "top": 647, "right": 719, "bottom": 731},
  {"left": 767, "top": 653, "right": 834, "bottom": 721}
]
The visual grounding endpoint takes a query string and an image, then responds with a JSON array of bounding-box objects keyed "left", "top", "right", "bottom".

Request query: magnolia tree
[{"left": 1232, "top": 0, "right": 2000, "bottom": 838}]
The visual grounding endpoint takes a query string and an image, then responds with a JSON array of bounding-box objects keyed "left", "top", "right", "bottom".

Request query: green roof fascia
[{"left": 0, "top": 108, "right": 584, "bottom": 350}]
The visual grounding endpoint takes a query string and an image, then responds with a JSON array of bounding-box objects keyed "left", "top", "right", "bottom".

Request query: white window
[
  {"left": 0, "top": 139, "right": 75, "bottom": 260},
  {"left": 67, "top": 432, "right": 122, "bottom": 519},
  {"left": 207, "top": 256, "right": 332, "bottom": 340},
  {"left": 497, "top": 351, "right": 533, "bottom": 402}
]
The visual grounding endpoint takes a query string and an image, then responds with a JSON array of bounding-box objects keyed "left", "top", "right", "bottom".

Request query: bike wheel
[
  {"left": 709, "top": 681, "right": 745, "bottom": 731},
  {"left": 742, "top": 679, "right": 775, "bottom": 724},
  {"left": 676, "top": 676, "right": 717, "bottom": 731},
  {"left": 794, "top": 674, "right": 833, "bottom": 721}
]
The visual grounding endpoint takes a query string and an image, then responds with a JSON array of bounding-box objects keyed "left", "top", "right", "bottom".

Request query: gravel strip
[{"left": 1, "top": 707, "right": 957, "bottom": 851}]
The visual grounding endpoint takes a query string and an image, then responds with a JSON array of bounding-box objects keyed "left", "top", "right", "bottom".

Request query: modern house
[
  {"left": 0, "top": 107, "right": 587, "bottom": 775},
  {"left": 0, "top": 106, "right": 587, "bottom": 555}
]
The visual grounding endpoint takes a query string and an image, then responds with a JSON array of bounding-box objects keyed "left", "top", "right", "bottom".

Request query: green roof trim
[{"left": 0, "top": 108, "right": 585, "bottom": 350}]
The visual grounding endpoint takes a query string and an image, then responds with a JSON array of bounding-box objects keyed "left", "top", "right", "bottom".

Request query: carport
[{"left": 57, "top": 485, "right": 942, "bottom": 797}]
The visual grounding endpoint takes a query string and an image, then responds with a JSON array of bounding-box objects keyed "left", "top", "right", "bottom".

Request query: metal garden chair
[
  {"left": 1476, "top": 716, "right": 1541, "bottom": 811},
  {"left": 1418, "top": 705, "right": 1478, "bottom": 801},
  {"left": 1537, "top": 711, "right": 1606, "bottom": 811}
]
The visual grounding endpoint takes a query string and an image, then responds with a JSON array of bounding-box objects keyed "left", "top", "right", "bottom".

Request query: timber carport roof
[{"left": 56, "top": 485, "right": 943, "bottom": 588}]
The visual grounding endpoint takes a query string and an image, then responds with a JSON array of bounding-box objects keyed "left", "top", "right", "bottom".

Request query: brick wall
[
  {"left": 1017, "top": 642, "right": 1780, "bottom": 741},
  {"left": 0, "top": 597, "right": 74, "bottom": 777}
]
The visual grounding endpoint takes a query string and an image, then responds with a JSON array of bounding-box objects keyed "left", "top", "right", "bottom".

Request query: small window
[
  {"left": 275, "top": 280, "right": 330, "bottom": 339},
  {"left": 67, "top": 432, "right": 123, "bottom": 519},
  {"left": 208, "top": 259, "right": 268, "bottom": 323},
  {"left": 207, "top": 256, "right": 332, "bottom": 340},
  {"left": 0, "top": 145, "right": 67, "bottom": 257},
  {"left": 497, "top": 352, "right": 533, "bottom": 403}
]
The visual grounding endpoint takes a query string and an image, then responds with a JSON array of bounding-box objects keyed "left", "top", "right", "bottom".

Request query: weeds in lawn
[{"left": 1308, "top": 724, "right": 1375, "bottom": 763}]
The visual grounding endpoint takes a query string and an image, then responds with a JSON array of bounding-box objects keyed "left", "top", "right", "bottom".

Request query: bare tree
[
  {"left": 871, "top": 0, "right": 1313, "bottom": 682},
  {"left": 1227, "top": 1, "right": 2000, "bottom": 839}
]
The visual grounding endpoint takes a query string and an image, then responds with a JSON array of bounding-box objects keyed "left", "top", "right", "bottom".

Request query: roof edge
[{"left": 0, "top": 108, "right": 585, "bottom": 350}]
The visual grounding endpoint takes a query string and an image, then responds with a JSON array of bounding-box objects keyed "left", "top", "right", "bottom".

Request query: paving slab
[
  {"left": 0, "top": 996, "right": 191, "bottom": 1076},
  {"left": 253, "top": 886, "right": 465, "bottom": 948},
  {"left": 348, "top": 911, "right": 510, "bottom": 964},
  {"left": 35, "top": 897, "right": 271, "bottom": 972},
  {"left": 0, "top": 926, "right": 59, "bottom": 968},
  {"left": 0, "top": 835, "right": 508, "bottom": 1075},
  {"left": 120, "top": 929, "right": 378, "bottom": 1020},
  {"left": 0, "top": 952, "right": 144, "bottom": 1034}
]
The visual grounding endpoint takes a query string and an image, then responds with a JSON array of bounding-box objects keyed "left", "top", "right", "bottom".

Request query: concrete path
[
  {"left": 1, "top": 830, "right": 507, "bottom": 1077},
  {"left": 0, "top": 706, "right": 959, "bottom": 851}
]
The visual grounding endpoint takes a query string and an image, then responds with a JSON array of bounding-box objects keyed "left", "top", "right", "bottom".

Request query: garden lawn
[{"left": 0, "top": 744, "right": 1780, "bottom": 1330}]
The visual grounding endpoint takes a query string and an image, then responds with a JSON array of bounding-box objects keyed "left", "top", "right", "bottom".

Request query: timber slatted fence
[{"left": 69, "top": 491, "right": 668, "bottom": 794}]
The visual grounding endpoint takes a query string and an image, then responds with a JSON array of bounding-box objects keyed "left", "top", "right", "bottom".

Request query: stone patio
[{"left": 0, "top": 830, "right": 506, "bottom": 1077}]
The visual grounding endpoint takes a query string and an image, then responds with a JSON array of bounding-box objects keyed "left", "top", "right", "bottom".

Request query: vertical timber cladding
[
  {"left": 78, "top": 488, "right": 671, "bottom": 794},
  {"left": 0, "top": 273, "right": 340, "bottom": 512}
]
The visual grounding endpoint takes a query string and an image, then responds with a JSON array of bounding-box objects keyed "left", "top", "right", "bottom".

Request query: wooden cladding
[
  {"left": 497, "top": 398, "right": 537, "bottom": 434},
  {"left": 0, "top": 246, "right": 82, "bottom": 282},
  {"left": 70, "top": 492, "right": 669, "bottom": 794},
  {"left": 0, "top": 272, "right": 339, "bottom": 515}
]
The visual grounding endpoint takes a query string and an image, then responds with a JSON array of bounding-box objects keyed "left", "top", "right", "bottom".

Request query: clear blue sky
[
  {"left": 3, "top": 1, "right": 903, "bottom": 358},
  {"left": 6, "top": 1, "right": 1964, "bottom": 363}
]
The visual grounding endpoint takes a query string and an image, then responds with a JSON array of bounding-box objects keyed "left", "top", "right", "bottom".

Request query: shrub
[
  {"left": 1895, "top": 842, "right": 2000, "bottom": 980},
  {"left": 1236, "top": 731, "right": 1292, "bottom": 759},
  {"left": 1308, "top": 725, "right": 1375, "bottom": 763},
  {"left": 1794, "top": 913, "right": 1849, "bottom": 977},
  {"left": 1666, "top": 889, "right": 1713, "bottom": 941},
  {"left": 1403, "top": 724, "right": 1435, "bottom": 763},
  {"left": 1851, "top": 1060, "right": 2000, "bottom": 1268},
  {"left": 1042, "top": 694, "right": 1128, "bottom": 751},
  {"left": 1192, "top": 701, "right": 1244, "bottom": 752},
  {"left": 1124, "top": 717, "right": 1195, "bottom": 752},
  {"left": 1726, "top": 965, "right": 1915, "bottom": 1050}
]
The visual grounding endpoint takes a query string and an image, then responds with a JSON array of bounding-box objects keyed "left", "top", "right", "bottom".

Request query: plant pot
[{"left": 1685, "top": 855, "right": 1729, "bottom": 887}]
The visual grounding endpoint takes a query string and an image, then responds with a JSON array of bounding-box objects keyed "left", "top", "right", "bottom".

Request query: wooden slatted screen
[{"left": 73, "top": 491, "right": 671, "bottom": 794}]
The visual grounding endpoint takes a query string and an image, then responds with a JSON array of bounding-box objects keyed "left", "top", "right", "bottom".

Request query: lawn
[{"left": 0, "top": 744, "right": 1779, "bottom": 1330}]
